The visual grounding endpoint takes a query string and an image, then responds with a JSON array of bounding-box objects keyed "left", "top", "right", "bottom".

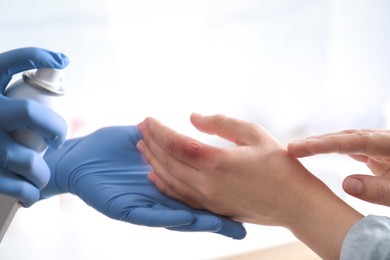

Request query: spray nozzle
[{"left": 23, "top": 68, "right": 65, "bottom": 95}]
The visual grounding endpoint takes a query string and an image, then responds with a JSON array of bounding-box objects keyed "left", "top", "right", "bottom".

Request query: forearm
[{"left": 285, "top": 165, "right": 363, "bottom": 259}]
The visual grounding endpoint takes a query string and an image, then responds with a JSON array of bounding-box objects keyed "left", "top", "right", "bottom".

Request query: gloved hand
[
  {"left": 0, "top": 47, "right": 68, "bottom": 207},
  {"left": 42, "top": 126, "right": 246, "bottom": 239}
]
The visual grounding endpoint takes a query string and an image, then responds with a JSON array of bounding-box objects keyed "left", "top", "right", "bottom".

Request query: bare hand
[
  {"left": 136, "top": 114, "right": 363, "bottom": 260},
  {"left": 288, "top": 129, "right": 390, "bottom": 206}
]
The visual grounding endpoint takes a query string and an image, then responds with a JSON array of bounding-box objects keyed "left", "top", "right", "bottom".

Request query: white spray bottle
[{"left": 0, "top": 68, "right": 65, "bottom": 242}]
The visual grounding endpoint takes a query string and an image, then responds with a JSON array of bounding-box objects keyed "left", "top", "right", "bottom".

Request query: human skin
[
  {"left": 288, "top": 129, "right": 390, "bottom": 206},
  {"left": 136, "top": 113, "right": 364, "bottom": 260}
]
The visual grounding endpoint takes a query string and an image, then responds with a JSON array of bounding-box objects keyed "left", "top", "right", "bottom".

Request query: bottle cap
[{"left": 23, "top": 69, "right": 65, "bottom": 95}]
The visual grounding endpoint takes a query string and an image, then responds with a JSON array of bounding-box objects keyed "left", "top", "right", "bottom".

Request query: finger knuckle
[
  {"left": 213, "top": 114, "right": 227, "bottom": 123},
  {"left": 207, "top": 152, "right": 231, "bottom": 172},
  {"left": 355, "top": 129, "right": 374, "bottom": 137},
  {"left": 159, "top": 153, "right": 171, "bottom": 171},
  {"left": 28, "top": 47, "right": 43, "bottom": 60},
  {"left": 16, "top": 99, "right": 38, "bottom": 120},
  {"left": 376, "top": 182, "right": 390, "bottom": 205},
  {"left": 163, "top": 133, "right": 176, "bottom": 153},
  {"left": 10, "top": 182, "right": 37, "bottom": 206},
  {"left": 20, "top": 153, "right": 36, "bottom": 174}
]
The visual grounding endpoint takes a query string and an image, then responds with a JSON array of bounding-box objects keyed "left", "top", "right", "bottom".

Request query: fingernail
[
  {"left": 143, "top": 118, "right": 150, "bottom": 128},
  {"left": 137, "top": 122, "right": 145, "bottom": 134},
  {"left": 147, "top": 172, "right": 156, "bottom": 184},
  {"left": 136, "top": 141, "right": 144, "bottom": 152},
  {"left": 291, "top": 137, "right": 320, "bottom": 144},
  {"left": 343, "top": 177, "right": 363, "bottom": 195}
]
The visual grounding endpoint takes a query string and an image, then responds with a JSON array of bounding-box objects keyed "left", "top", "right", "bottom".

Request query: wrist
[
  {"left": 40, "top": 138, "right": 81, "bottom": 199},
  {"left": 286, "top": 171, "right": 363, "bottom": 259}
]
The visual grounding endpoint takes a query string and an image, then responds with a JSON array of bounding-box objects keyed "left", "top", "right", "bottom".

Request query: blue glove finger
[
  {"left": 0, "top": 170, "right": 40, "bottom": 207},
  {"left": 0, "top": 47, "right": 69, "bottom": 91},
  {"left": 170, "top": 216, "right": 247, "bottom": 239},
  {"left": 0, "top": 131, "right": 50, "bottom": 189},
  {"left": 92, "top": 191, "right": 196, "bottom": 228},
  {"left": 0, "top": 99, "right": 67, "bottom": 148},
  {"left": 164, "top": 198, "right": 247, "bottom": 239},
  {"left": 124, "top": 125, "right": 143, "bottom": 145},
  {"left": 213, "top": 216, "right": 247, "bottom": 240},
  {"left": 125, "top": 207, "right": 195, "bottom": 227},
  {"left": 146, "top": 202, "right": 221, "bottom": 231},
  {"left": 168, "top": 214, "right": 223, "bottom": 232}
]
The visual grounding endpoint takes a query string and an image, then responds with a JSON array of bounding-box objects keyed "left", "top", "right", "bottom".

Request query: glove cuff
[{"left": 40, "top": 138, "right": 82, "bottom": 199}]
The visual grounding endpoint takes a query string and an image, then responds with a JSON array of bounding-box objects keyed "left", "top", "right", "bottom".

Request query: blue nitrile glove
[
  {"left": 42, "top": 126, "right": 246, "bottom": 239},
  {"left": 0, "top": 47, "right": 68, "bottom": 207}
]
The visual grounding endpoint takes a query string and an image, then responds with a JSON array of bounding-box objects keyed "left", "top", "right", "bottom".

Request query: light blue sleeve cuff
[{"left": 340, "top": 215, "right": 390, "bottom": 260}]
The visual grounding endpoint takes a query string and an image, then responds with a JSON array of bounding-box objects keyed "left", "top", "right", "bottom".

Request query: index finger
[
  {"left": 288, "top": 129, "right": 390, "bottom": 157},
  {"left": 139, "top": 117, "right": 220, "bottom": 170},
  {"left": 0, "top": 47, "right": 69, "bottom": 91},
  {"left": 190, "top": 113, "right": 269, "bottom": 146}
]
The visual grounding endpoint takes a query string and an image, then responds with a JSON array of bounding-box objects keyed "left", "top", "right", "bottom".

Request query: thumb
[
  {"left": 190, "top": 113, "right": 268, "bottom": 145},
  {"left": 343, "top": 175, "right": 390, "bottom": 206}
]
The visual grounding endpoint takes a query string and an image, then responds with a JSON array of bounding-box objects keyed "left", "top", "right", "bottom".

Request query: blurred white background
[{"left": 1, "top": 0, "right": 390, "bottom": 259}]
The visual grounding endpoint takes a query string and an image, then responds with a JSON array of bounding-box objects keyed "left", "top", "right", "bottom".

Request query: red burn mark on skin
[
  {"left": 181, "top": 141, "right": 203, "bottom": 159},
  {"left": 190, "top": 142, "right": 200, "bottom": 150}
]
